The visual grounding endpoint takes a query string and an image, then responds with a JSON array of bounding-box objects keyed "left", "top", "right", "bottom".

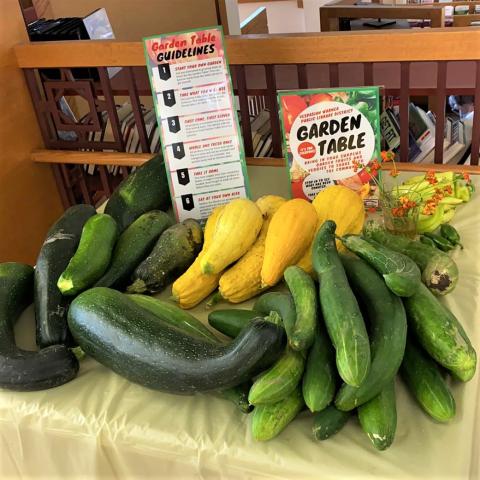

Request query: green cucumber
[
  {"left": 129, "top": 294, "right": 219, "bottom": 343},
  {"left": 104, "top": 154, "right": 171, "bottom": 232},
  {"left": 423, "top": 232, "right": 455, "bottom": 252},
  {"left": 363, "top": 221, "right": 458, "bottom": 296},
  {"left": 68, "top": 288, "right": 285, "bottom": 394},
  {"left": 358, "top": 381, "right": 397, "bottom": 451},
  {"left": 208, "top": 309, "right": 260, "bottom": 338},
  {"left": 302, "top": 323, "right": 336, "bottom": 413},
  {"left": 401, "top": 340, "right": 456, "bottom": 422},
  {"left": 95, "top": 211, "right": 173, "bottom": 289},
  {"left": 312, "top": 405, "right": 351, "bottom": 441},
  {"left": 403, "top": 283, "right": 476, "bottom": 381},
  {"left": 217, "top": 382, "right": 253, "bottom": 414},
  {"left": 341, "top": 234, "right": 421, "bottom": 297},
  {"left": 0, "top": 263, "right": 79, "bottom": 391},
  {"left": 440, "top": 224, "right": 463, "bottom": 249},
  {"left": 253, "top": 292, "right": 296, "bottom": 339},
  {"left": 34, "top": 204, "right": 96, "bottom": 347},
  {"left": 283, "top": 265, "right": 317, "bottom": 351},
  {"left": 57, "top": 214, "right": 118, "bottom": 296},
  {"left": 127, "top": 219, "right": 203, "bottom": 294},
  {"left": 248, "top": 347, "right": 305, "bottom": 405},
  {"left": 312, "top": 221, "right": 370, "bottom": 388},
  {"left": 251, "top": 387, "right": 304, "bottom": 441},
  {"left": 335, "top": 255, "right": 407, "bottom": 411}
]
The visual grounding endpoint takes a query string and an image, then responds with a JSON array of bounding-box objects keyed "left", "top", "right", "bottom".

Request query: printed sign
[
  {"left": 278, "top": 87, "right": 382, "bottom": 201},
  {"left": 144, "top": 27, "right": 250, "bottom": 221}
]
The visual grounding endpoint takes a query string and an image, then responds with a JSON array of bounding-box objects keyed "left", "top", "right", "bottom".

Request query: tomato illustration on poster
[{"left": 278, "top": 87, "right": 382, "bottom": 203}]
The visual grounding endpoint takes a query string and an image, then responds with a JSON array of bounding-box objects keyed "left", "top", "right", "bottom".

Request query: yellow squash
[
  {"left": 218, "top": 195, "right": 286, "bottom": 303},
  {"left": 261, "top": 198, "right": 318, "bottom": 287},
  {"left": 200, "top": 198, "right": 263, "bottom": 275},
  {"left": 171, "top": 205, "right": 224, "bottom": 309},
  {"left": 297, "top": 185, "right": 365, "bottom": 275}
]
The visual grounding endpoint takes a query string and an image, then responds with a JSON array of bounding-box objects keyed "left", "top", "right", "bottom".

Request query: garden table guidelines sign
[
  {"left": 143, "top": 27, "right": 250, "bottom": 221},
  {"left": 278, "top": 88, "right": 382, "bottom": 201}
]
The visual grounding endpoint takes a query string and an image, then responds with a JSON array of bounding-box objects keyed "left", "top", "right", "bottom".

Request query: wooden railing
[{"left": 14, "top": 29, "right": 480, "bottom": 207}]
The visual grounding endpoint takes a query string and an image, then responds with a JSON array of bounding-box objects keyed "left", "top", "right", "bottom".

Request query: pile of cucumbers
[{"left": 208, "top": 220, "right": 476, "bottom": 450}]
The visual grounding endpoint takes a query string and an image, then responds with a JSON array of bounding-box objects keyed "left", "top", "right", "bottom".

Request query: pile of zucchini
[{"left": 208, "top": 220, "right": 476, "bottom": 450}]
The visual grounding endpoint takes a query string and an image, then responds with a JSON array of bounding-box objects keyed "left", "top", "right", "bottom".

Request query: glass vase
[{"left": 380, "top": 189, "right": 420, "bottom": 238}]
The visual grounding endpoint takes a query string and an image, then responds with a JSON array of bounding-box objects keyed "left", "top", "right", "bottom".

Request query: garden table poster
[
  {"left": 143, "top": 26, "right": 250, "bottom": 222},
  {"left": 278, "top": 87, "right": 382, "bottom": 203}
]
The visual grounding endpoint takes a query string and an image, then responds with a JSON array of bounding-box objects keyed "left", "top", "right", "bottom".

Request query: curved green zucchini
[
  {"left": 404, "top": 283, "right": 476, "bottom": 381},
  {"left": 302, "top": 323, "right": 336, "bottom": 413},
  {"left": 341, "top": 234, "right": 422, "bottom": 297},
  {"left": 335, "top": 255, "right": 407, "bottom": 411},
  {"left": 208, "top": 309, "right": 260, "bottom": 338},
  {"left": 0, "top": 263, "right": 79, "bottom": 391},
  {"left": 127, "top": 219, "right": 203, "bottom": 294},
  {"left": 35, "top": 204, "right": 96, "bottom": 347},
  {"left": 57, "top": 214, "right": 118, "bottom": 296},
  {"left": 358, "top": 381, "right": 397, "bottom": 451},
  {"left": 251, "top": 387, "right": 304, "bottom": 441},
  {"left": 95, "top": 211, "right": 173, "bottom": 289},
  {"left": 129, "top": 294, "right": 219, "bottom": 343},
  {"left": 312, "top": 221, "right": 371, "bottom": 388},
  {"left": 363, "top": 221, "right": 458, "bottom": 296},
  {"left": 68, "top": 288, "right": 285, "bottom": 394},
  {"left": 283, "top": 265, "right": 317, "bottom": 351},
  {"left": 104, "top": 154, "right": 171, "bottom": 232},
  {"left": 253, "top": 292, "right": 296, "bottom": 339},
  {"left": 248, "top": 347, "right": 305, "bottom": 405},
  {"left": 312, "top": 405, "right": 351, "bottom": 441},
  {"left": 401, "top": 340, "right": 456, "bottom": 422}
]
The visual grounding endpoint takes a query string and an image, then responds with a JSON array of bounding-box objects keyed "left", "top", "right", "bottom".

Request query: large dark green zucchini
[
  {"left": 35, "top": 204, "right": 96, "bottom": 347},
  {"left": 104, "top": 155, "right": 171, "bottom": 232},
  {"left": 312, "top": 221, "right": 371, "bottom": 388},
  {"left": 95, "top": 211, "right": 173, "bottom": 289},
  {"left": 68, "top": 288, "right": 285, "bottom": 394},
  {"left": 0, "top": 263, "right": 79, "bottom": 391},
  {"left": 335, "top": 255, "right": 407, "bottom": 411},
  {"left": 127, "top": 219, "right": 203, "bottom": 294}
]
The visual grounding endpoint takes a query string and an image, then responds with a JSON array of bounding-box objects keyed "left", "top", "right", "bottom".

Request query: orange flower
[
  {"left": 425, "top": 170, "right": 438, "bottom": 185},
  {"left": 443, "top": 185, "right": 453, "bottom": 195},
  {"left": 381, "top": 150, "right": 394, "bottom": 162},
  {"left": 463, "top": 172, "right": 471, "bottom": 182},
  {"left": 399, "top": 196, "right": 409, "bottom": 205},
  {"left": 371, "top": 159, "right": 381, "bottom": 172}
]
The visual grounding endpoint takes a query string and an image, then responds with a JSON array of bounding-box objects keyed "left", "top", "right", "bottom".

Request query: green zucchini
[
  {"left": 283, "top": 265, "right": 317, "bottom": 351},
  {"left": 363, "top": 221, "right": 458, "bottom": 296},
  {"left": 129, "top": 294, "right": 219, "bottom": 343},
  {"left": 312, "top": 221, "right": 371, "bottom": 388},
  {"left": 57, "top": 214, "right": 118, "bottom": 296},
  {"left": 403, "top": 283, "right": 476, "bottom": 381},
  {"left": 312, "top": 405, "right": 351, "bottom": 441},
  {"left": 401, "top": 340, "right": 456, "bottom": 422},
  {"left": 127, "top": 219, "right": 203, "bottom": 294},
  {"left": 0, "top": 263, "right": 79, "bottom": 391},
  {"left": 248, "top": 347, "right": 305, "bottom": 405},
  {"left": 341, "top": 234, "right": 421, "bottom": 297},
  {"left": 104, "top": 154, "right": 171, "bottom": 232},
  {"left": 302, "top": 323, "right": 336, "bottom": 413},
  {"left": 251, "top": 387, "right": 304, "bottom": 441},
  {"left": 95, "top": 211, "right": 173, "bottom": 289},
  {"left": 35, "top": 204, "right": 96, "bottom": 347},
  {"left": 68, "top": 288, "right": 285, "bottom": 394},
  {"left": 358, "top": 381, "right": 397, "bottom": 451},
  {"left": 253, "top": 292, "right": 296, "bottom": 339},
  {"left": 208, "top": 309, "right": 260, "bottom": 338},
  {"left": 335, "top": 255, "right": 407, "bottom": 411}
]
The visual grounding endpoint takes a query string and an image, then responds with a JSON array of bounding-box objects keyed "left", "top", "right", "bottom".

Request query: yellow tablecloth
[{"left": 1, "top": 167, "right": 479, "bottom": 480}]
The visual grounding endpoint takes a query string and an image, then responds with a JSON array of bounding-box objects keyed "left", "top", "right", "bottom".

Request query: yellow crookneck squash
[
  {"left": 218, "top": 195, "right": 286, "bottom": 303},
  {"left": 261, "top": 198, "right": 318, "bottom": 287},
  {"left": 297, "top": 185, "right": 365, "bottom": 275},
  {"left": 171, "top": 205, "right": 224, "bottom": 309},
  {"left": 200, "top": 198, "right": 263, "bottom": 275}
]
